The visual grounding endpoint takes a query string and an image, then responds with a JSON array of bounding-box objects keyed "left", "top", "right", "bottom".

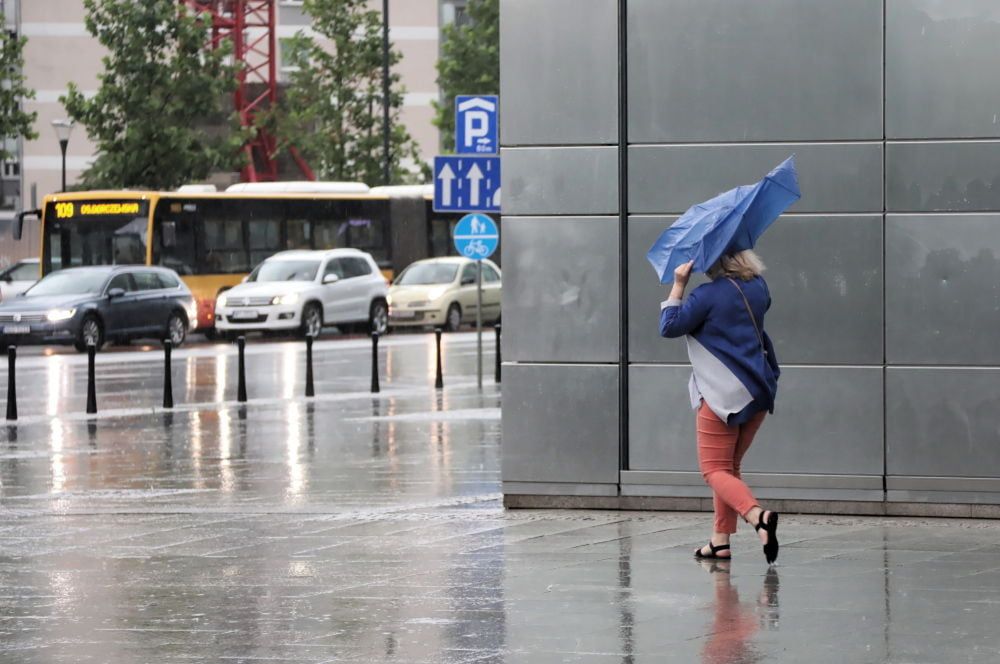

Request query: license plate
[
  {"left": 391, "top": 310, "right": 416, "bottom": 319},
  {"left": 3, "top": 325, "right": 30, "bottom": 334},
  {"left": 231, "top": 310, "right": 258, "bottom": 320}
]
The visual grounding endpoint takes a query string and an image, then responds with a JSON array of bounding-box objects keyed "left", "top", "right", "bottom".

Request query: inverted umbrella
[{"left": 646, "top": 155, "right": 801, "bottom": 283}]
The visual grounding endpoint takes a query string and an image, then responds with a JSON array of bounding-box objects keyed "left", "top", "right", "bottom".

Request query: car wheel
[
  {"left": 75, "top": 315, "right": 104, "bottom": 352},
  {"left": 445, "top": 303, "right": 462, "bottom": 332},
  {"left": 369, "top": 299, "right": 389, "bottom": 336},
  {"left": 166, "top": 312, "right": 187, "bottom": 348},
  {"left": 300, "top": 303, "right": 322, "bottom": 338}
]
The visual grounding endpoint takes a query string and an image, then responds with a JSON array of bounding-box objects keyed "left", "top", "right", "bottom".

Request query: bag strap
[{"left": 726, "top": 277, "right": 767, "bottom": 357}]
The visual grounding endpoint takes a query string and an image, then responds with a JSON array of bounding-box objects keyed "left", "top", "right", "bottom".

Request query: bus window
[
  {"left": 286, "top": 218, "right": 312, "bottom": 249},
  {"left": 203, "top": 218, "right": 247, "bottom": 273},
  {"left": 249, "top": 219, "right": 280, "bottom": 266},
  {"left": 155, "top": 219, "right": 196, "bottom": 275},
  {"left": 314, "top": 219, "right": 345, "bottom": 250}
]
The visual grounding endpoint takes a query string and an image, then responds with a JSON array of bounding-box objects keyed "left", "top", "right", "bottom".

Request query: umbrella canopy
[{"left": 646, "top": 155, "right": 801, "bottom": 284}]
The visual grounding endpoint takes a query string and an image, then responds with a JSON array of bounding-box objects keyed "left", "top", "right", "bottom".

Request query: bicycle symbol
[{"left": 462, "top": 239, "right": 491, "bottom": 258}]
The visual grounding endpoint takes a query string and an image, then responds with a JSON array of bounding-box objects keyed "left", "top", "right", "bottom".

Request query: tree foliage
[
  {"left": 269, "top": 0, "right": 423, "bottom": 184},
  {"left": 433, "top": 0, "right": 499, "bottom": 152},
  {"left": 0, "top": 13, "right": 38, "bottom": 162},
  {"left": 62, "top": 0, "right": 244, "bottom": 190}
]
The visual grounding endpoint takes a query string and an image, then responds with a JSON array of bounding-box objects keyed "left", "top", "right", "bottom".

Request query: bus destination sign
[{"left": 53, "top": 201, "right": 147, "bottom": 220}]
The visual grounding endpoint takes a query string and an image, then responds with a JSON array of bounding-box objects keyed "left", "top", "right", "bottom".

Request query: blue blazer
[{"left": 660, "top": 276, "right": 780, "bottom": 423}]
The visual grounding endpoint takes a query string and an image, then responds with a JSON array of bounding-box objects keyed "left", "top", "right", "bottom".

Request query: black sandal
[
  {"left": 754, "top": 511, "right": 780, "bottom": 564},
  {"left": 694, "top": 542, "right": 731, "bottom": 559}
]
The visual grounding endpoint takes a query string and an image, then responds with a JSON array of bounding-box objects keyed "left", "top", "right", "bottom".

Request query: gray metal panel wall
[
  {"left": 631, "top": 215, "right": 884, "bottom": 365},
  {"left": 886, "top": 214, "right": 1000, "bottom": 365},
  {"left": 501, "top": 0, "right": 1000, "bottom": 507},
  {"left": 501, "top": 147, "right": 618, "bottom": 216},
  {"left": 502, "top": 364, "right": 620, "bottom": 487},
  {"left": 629, "top": 143, "right": 884, "bottom": 215},
  {"left": 629, "top": 366, "right": 884, "bottom": 477},
  {"left": 628, "top": 0, "right": 883, "bottom": 143},
  {"left": 887, "top": 368, "right": 1000, "bottom": 478},
  {"left": 500, "top": 0, "right": 618, "bottom": 145},
  {"left": 886, "top": 0, "right": 1000, "bottom": 139},
  {"left": 499, "top": 0, "right": 620, "bottom": 493},
  {"left": 886, "top": 142, "right": 1000, "bottom": 212},
  {"left": 502, "top": 217, "right": 620, "bottom": 363}
]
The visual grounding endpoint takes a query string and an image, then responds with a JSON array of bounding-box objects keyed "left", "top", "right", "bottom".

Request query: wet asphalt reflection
[{"left": 2, "top": 332, "right": 1000, "bottom": 662}]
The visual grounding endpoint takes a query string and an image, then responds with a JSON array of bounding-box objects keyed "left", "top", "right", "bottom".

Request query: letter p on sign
[{"left": 455, "top": 96, "right": 498, "bottom": 155}]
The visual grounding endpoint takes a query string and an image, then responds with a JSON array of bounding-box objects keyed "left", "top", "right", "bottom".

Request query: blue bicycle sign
[{"left": 453, "top": 213, "right": 498, "bottom": 260}]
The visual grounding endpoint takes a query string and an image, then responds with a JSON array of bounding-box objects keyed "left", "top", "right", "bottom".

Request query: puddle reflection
[{"left": 698, "top": 562, "right": 780, "bottom": 664}]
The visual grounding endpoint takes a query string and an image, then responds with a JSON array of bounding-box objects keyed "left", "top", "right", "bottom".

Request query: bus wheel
[{"left": 75, "top": 315, "right": 104, "bottom": 352}]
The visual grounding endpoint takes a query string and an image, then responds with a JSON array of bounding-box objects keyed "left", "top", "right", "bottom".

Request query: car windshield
[
  {"left": 395, "top": 263, "right": 459, "bottom": 285},
  {"left": 25, "top": 270, "right": 109, "bottom": 296},
  {"left": 248, "top": 260, "right": 320, "bottom": 282}
]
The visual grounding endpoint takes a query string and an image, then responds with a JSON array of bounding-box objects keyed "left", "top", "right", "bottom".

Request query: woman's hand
[
  {"left": 669, "top": 261, "right": 694, "bottom": 301},
  {"left": 674, "top": 261, "right": 694, "bottom": 286}
]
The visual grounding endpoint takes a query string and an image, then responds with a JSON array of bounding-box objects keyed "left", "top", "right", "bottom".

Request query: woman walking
[{"left": 660, "top": 250, "right": 781, "bottom": 564}]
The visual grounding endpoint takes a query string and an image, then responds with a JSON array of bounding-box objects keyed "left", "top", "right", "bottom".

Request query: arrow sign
[
  {"left": 433, "top": 156, "right": 500, "bottom": 213},
  {"left": 438, "top": 162, "right": 456, "bottom": 206},
  {"left": 467, "top": 162, "right": 483, "bottom": 207}
]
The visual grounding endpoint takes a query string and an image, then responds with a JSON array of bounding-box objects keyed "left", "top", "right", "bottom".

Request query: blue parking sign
[
  {"left": 453, "top": 213, "right": 498, "bottom": 260},
  {"left": 455, "top": 95, "right": 498, "bottom": 155}
]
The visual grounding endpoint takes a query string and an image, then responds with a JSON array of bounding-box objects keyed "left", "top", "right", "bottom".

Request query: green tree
[
  {"left": 433, "top": 0, "right": 499, "bottom": 152},
  {"left": 0, "top": 13, "right": 38, "bottom": 161},
  {"left": 270, "top": 0, "right": 423, "bottom": 184},
  {"left": 62, "top": 0, "right": 244, "bottom": 190}
]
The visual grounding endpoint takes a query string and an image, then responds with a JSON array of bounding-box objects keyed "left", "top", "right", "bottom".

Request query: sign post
[
  {"left": 438, "top": 95, "right": 501, "bottom": 387},
  {"left": 453, "top": 213, "right": 499, "bottom": 388}
]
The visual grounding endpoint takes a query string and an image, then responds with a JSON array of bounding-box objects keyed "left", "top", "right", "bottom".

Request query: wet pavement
[{"left": 1, "top": 332, "right": 1000, "bottom": 662}]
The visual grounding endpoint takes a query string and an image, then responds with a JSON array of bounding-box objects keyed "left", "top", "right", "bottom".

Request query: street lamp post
[
  {"left": 51, "top": 119, "right": 75, "bottom": 193},
  {"left": 382, "top": 0, "right": 391, "bottom": 186}
]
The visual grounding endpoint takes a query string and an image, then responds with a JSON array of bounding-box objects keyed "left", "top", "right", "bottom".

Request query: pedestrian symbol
[{"left": 453, "top": 213, "right": 498, "bottom": 260}]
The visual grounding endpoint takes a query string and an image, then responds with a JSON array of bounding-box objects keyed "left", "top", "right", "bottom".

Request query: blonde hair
[{"left": 707, "top": 249, "right": 766, "bottom": 281}]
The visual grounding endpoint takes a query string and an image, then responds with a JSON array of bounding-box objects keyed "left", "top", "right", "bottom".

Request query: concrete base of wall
[{"left": 503, "top": 494, "right": 1000, "bottom": 519}]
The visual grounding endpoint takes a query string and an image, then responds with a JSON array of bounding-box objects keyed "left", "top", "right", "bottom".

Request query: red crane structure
[{"left": 180, "top": 0, "right": 314, "bottom": 182}]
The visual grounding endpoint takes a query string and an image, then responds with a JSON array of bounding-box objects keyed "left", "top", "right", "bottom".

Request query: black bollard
[
  {"left": 305, "top": 334, "right": 315, "bottom": 398},
  {"left": 434, "top": 328, "right": 444, "bottom": 389},
  {"left": 237, "top": 336, "right": 247, "bottom": 403},
  {"left": 162, "top": 339, "right": 174, "bottom": 409},
  {"left": 86, "top": 343, "right": 97, "bottom": 414},
  {"left": 5, "top": 346, "right": 16, "bottom": 421},
  {"left": 494, "top": 324, "right": 502, "bottom": 384},
  {"left": 370, "top": 332, "right": 380, "bottom": 394}
]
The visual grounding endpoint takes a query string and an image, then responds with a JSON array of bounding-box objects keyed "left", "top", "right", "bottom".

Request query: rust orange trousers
[{"left": 696, "top": 401, "right": 766, "bottom": 534}]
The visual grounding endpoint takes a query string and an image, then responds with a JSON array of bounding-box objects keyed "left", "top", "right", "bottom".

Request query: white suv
[{"left": 215, "top": 249, "right": 389, "bottom": 338}]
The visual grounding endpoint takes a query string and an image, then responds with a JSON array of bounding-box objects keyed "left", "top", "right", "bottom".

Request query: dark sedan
[{"left": 0, "top": 266, "right": 197, "bottom": 352}]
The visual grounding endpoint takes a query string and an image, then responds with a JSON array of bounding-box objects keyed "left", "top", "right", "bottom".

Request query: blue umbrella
[{"left": 646, "top": 155, "right": 801, "bottom": 283}]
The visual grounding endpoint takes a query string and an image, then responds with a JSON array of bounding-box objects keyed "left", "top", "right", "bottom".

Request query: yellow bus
[{"left": 14, "top": 183, "right": 450, "bottom": 334}]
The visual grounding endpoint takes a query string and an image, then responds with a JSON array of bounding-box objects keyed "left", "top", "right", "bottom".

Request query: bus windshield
[
  {"left": 248, "top": 260, "right": 320, "bottom": 282},
  {"left": 42, "top": 200, "right": 150, "bottom": 273}
]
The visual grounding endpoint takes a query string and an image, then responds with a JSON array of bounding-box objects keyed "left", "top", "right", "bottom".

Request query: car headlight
[
  {"left": 46, "top": 308, "right": 76, "bottom": 322},
  {"left": 272, "top": 293, "right": 300, "bottom": 306},
  {"left": 386, "top": 294, "right": 393, "bottom": 306},
  {"left": 217, "top": 295, "right": 228, "bottom": 308}
]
